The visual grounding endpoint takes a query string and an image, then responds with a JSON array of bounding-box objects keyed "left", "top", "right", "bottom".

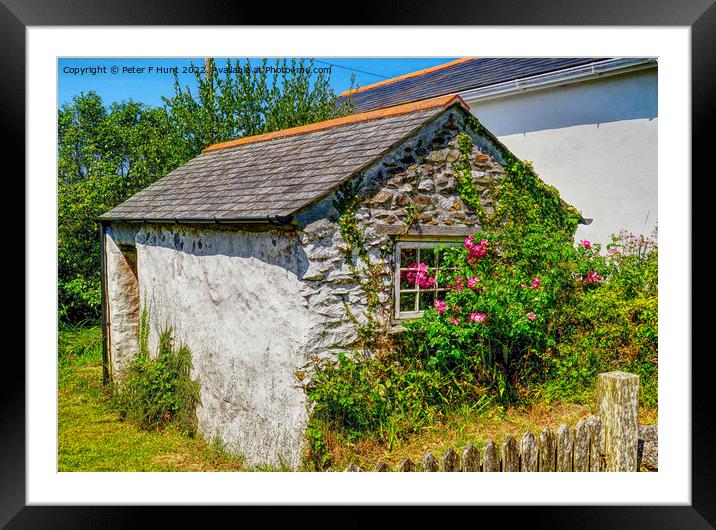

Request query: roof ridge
[
  {"left": 202, "top": 94, "right": 470, "bottom": 153},
  {"left": 339, "top": 58, "right": 475, "bottom": 97}
]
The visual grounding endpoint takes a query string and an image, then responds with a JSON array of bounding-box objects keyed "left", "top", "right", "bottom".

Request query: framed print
[{"left": 7, "top": 0, "right": 713, "bottom": 527}]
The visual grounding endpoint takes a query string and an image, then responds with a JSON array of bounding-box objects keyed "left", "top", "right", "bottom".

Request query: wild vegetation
[
  {"left": 58, "top": 58, "right": 352, "bottom": 324},
  {"left": 58, "top": 59, "right": 353, "bottom": 470},
  {"left": 303, "top": 133, "right": 657, "bottom": 470},
  {"left": 57, "top": 66, "right": 657, "bottom": 472},
  {"left": 58, "top": 323, "right": 246, "bottom": 471}
]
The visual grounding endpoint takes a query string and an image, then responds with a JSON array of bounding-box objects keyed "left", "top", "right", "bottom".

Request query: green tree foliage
[
  {"left": 58, "top": 58, "right": 351, "bottom": 324},
  {"left": 58, "top": 93, "right": 184, "bottom": 322},
  {"left": 305, "top": 133, "right": 657, "bottom": 455},
  {"left": 162, "top": 58, "right": 353, "bottom": 161}
]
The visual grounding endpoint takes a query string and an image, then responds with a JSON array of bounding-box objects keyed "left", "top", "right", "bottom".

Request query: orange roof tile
[
  {"left": 339, "top": 58, "right": 475, "bottom": 97},
  {"left": 202, "top": 93, "right": 470, "bottom": 153}
]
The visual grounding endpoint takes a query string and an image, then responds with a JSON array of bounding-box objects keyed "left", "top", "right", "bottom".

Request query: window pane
[
  {"left": 400, "top": 248, "right": 418, "bottom": 266},
  {"left": 419, "top": 290, "right": 435, "bottom": 311},
  {"left": 420, "top": 247, "right": 438, "bottom": 268},
  {"left": 400, "top": 269, "right": 417, "bottom": 289},
  {"left": 400, "top": 292, "right": 417, "bottom": 312}
]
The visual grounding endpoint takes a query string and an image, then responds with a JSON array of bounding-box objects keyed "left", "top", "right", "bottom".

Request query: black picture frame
[{"left": 7, "top": 1, "right": 712, "bottom": 527}]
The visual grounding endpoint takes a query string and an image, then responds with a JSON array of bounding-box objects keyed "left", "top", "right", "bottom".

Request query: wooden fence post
[
  {"left": 598, "top": 371, "right": 640, "bottom": 472},
  {"left": 520, "top": 432, "right": 538, "bottom": 472},
  {"left": 422, "top": 452, "right": 438, "bottom": 472},
  {"left": 461, "top": 444, "right": 480, "bottom": 472},
  {"left": 482, "top": 440, "right": 500, "bottom": 471}
]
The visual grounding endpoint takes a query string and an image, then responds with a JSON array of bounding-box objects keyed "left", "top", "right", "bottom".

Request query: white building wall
[
  {"left": 466, "top": 68, "right": 658, "bottom": 245},
  {"left": 133, "top": 224, "right": 318, "bottom": 469}
]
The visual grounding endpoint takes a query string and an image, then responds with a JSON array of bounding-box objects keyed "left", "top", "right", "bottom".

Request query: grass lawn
[
  {"left": 59, "top": 326, "right": 657, "bottom": 472},
  {"left": 58, "top": 327, "right": 245, "bottom": 472},
  {"left": 322, "top": 400, "right": 657, "bottom": 471}
]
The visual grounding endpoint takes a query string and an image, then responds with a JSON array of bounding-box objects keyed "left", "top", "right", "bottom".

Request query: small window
[{"left": 394, "top": 240, "right": 459, "bottom": 319}]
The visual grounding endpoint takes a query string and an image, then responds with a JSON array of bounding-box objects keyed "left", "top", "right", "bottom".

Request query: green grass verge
[{"left": 58, "top": 326, "right": 245, "bottom": 472}]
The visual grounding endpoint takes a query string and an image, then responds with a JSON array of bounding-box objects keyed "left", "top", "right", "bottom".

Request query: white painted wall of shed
[
  {"left": 466, "top": 68, "right": 658, "bottom": 245},
  {"left": 134, "top": 225, "right": 317, "bottom": 468},
  {"left": 104, "top": 226, "right": 140, "bottom": 380}
]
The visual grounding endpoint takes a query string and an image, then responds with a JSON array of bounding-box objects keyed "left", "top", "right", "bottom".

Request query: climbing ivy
[
  {"left": 452, "top": 132, "right": 487, "bottom": 220},
  {"left": 334, "top": 185, "right": 390, "bottom": 351}
]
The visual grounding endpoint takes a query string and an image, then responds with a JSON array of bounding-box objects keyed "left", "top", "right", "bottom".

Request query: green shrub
[
  {"left": 304, "top": 129, "right": 657, "bottom": 450},
  {"left": 114, "top": 327, "right": 201, "bottom": 436},
  {"left": 544, "top": 231, "right": 658, "bottom": 406}
]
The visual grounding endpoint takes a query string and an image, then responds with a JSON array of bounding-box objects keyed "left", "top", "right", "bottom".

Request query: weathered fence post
[
  {"left": 598, "top": 371, "right": 640, "bottom": 472},
  {"left": 482, "top": 440, "right": 500, "bottom": 471},
  {"left": 555, "top": 424, "right": 572, "bottom": 472},
  {"left": 461, "top": 444, "right": 480, "bottom": 471},
  {"left": 422, "top": 452, "right": 438, "bottom": 472},
  {"left": 501, "top": 436, "right": 519, "bottom": 471},
  {"left": 397, "top": 458, "right": 416, "bottom": 472},
  {"left": 441, "top": 447, "right": 461, "bottom": 472},
  {"left": 519, "top": 432, "right": 538, "bottom": 472},
  {"left": 573, "top": 419, "right": 590, "bottom": 471}
]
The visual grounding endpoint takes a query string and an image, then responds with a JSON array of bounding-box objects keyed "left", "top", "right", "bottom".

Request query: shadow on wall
[
  {"left": 135, "top": 225, "right": 311, "bottom": 279},
  {"left": 470, "top": 69, "right": 657, "bottom": 137}
]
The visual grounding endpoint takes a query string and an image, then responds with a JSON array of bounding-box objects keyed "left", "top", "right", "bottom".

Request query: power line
[{"left": 311, "top": 59, "right": 389, "bottom": 79}]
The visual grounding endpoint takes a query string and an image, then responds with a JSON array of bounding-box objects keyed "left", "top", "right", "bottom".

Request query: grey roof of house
[
  {"left": 338, "top": 58, "right": 611, "bottom": 113},
  {"left": 99, "top": 101, "right": 453, "bottom": 223}
]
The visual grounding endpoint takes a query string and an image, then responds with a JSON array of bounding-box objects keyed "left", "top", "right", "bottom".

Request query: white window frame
[{"left": 393, "top": 239, "right": 461, "bottom": 320}]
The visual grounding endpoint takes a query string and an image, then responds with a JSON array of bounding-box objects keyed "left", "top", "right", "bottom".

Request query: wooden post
[
  {"left": 598, "top": 371, "right": 640, "bottom": 472},
  {"left": 555, "top": 424, "right": 572, "bottom": 472},
  {"left": 373, "top": 461, "right": 390, "bottom": 472},
  {"left": 441, "top": 447, "right": 460, "bottom": 472},
  {"left": 539, "top": 427, "right": 556, "bottom": 472},
  {"left": 461, "top": 444, "right": 480, "bottom": 471},
  {"left": 573, "top": 419, "right": 590, "bottom": 472},
  {"left": 519, "top": 432, "right": 538, "bottom": 472},
  {"left": 501, "top": 436, "right": 519, "bottom": 472},
  {"left": 422, "top": 452, "right": 438, "bottom": 472},
  {"left": 397, "top": 458, "right": 416, "bottom": 472},
  {"left": 482, "top": 440, "right": 500, "bottom": 471}
]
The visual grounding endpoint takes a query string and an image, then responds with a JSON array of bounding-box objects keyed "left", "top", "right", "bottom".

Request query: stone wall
[
  {"left": 103, "top": 108, "right": 518, "bottom": 468},
  {"left": 294, "top": 107, "right": 509, "bottom": 361}
]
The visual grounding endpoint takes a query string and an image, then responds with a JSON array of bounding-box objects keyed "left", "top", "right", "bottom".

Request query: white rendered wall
[
  {"left": 134, "top": 225, "right": 317, "bottom": 469},
  {"left": 466, "top": 68, "right": 658, "bottom": 245}
]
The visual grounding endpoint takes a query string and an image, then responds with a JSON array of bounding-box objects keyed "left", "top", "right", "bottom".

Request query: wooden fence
[{"left": 344, "top": 371, "right": 645, "bottom": 472}]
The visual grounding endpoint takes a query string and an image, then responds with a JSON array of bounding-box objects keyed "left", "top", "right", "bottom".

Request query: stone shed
[{"left": 98, "top": 94, "right": 581, "bottom": 468}]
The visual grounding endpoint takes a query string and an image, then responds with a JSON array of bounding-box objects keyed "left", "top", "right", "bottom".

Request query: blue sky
[{"left": 58, "top": 57, "right": 458, "bottom": 108}]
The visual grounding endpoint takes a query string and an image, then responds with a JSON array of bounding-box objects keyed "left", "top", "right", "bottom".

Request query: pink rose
[
  {"left": 579, "top": 240, "right": 592, "bottom": 249},
  {"left": 582, "top": 271, "right": 603, "bottom": 284},
  {"left": 467, "top": 276, "right": 479, "bottom": 290},
  {"left": 450, "top": 316, "right": 459, "bottom": 326},
  {"left": 464, "top": 235, "right": 488, "bottom": 264},
  {"left": 530, "top": 277, "right": 541, "bottom": 289},
  {"left": 450, "top": 277, "right": 465, "bottom": 292},
  {"left": 402, "top": 262, "right": 436, "bottom": 289},
  {"left": 469, "top": 312, "right": 487, "bottom": 323},
  {"left": 434, "top": 299, "right": 447, "bottom": 314},
  {"left": 526, "top": 312, "right": 536, "bottom": 321}
]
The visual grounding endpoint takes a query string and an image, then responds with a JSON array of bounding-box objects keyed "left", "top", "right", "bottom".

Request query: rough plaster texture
[
  {"left": 467, "top": 68, "right": 658, "bottom": 245},
  {"left": 132, "top": 225, "right": 317, "bottom": 468},
  {"left": 105, "top": 224, "right": 141, "bottom": 379},
  {"left": 105, "top": 107, "right": 558, "bottom": 468}
]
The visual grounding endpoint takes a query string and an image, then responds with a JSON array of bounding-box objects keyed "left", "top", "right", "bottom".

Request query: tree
[
  {"left": 58, "top": 93, "right": 185, "bottom": 323},
  {"left": 162, "top": 58, "right": 353, "bottom": 160},
  {"left": 58, "top": 58, "right": 353, "bottom": 324}
]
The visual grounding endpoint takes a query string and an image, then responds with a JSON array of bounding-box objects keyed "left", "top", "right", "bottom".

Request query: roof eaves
[{"left": 202, "top": 94, "right": 469, "bottom": 153}]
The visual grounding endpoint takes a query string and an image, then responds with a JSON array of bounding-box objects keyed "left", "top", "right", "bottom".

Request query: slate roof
[
  {"left": 338, "top": 57, "right": 611, "bottom": 113},
  {"left": 99, "top": 95, "right": 468, "bottom": 223}
]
